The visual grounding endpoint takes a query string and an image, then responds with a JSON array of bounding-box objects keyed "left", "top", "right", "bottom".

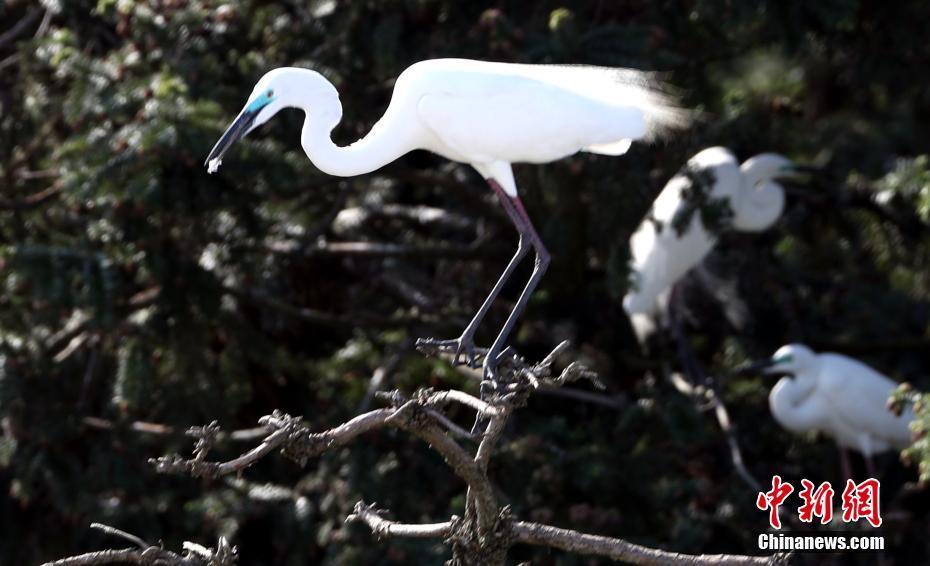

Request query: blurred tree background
[{"left": 1, "top": 0, "right": 929, "bottom": 564}]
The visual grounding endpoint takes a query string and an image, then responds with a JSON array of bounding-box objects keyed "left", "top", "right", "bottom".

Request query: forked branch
[{"left": 52, "top": 343, "right": 784, "bottom": 566}]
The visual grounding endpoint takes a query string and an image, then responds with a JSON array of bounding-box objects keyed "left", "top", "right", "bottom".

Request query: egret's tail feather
[
  {"left": 630, "top": 75, "right": 692, "bottom": 141},
  {"left": 512, "top": 63, "right": 691, "bottom": 141}
]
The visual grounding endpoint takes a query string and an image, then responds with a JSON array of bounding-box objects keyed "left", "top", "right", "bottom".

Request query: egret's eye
[
  {"left": 267, "top": 89, "right": 274, "bottom": 98},
  {"left": 774, "top": 354, "right": 794, "bottom": 364}
]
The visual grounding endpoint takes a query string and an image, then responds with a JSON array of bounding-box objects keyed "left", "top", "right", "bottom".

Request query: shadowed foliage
[{"left": 1, "top": 1, "right": 929, "bottom": 564}]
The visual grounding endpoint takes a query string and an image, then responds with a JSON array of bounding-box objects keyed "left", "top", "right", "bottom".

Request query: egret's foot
[
  {"left": 480, "top": 346, "right": 520, "bottom": 384},
  {"left": 415, "top": 336, "right": 487, "bottom": 369}
]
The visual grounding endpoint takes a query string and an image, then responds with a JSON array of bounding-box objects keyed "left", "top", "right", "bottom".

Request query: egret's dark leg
[
  {"left": 417, "top": 181, "right": 531, "bottom": 368},
  {"left": 438, "top": 234, "right": 530, "bottom": 368},
  {"left": 483, "top": 195, "right": 550, "bottom": 375},
  {"left": 864, "top": 454, "right": 877, "bottom": 480},
  {"left": 839, "top": 446, "right": 854, "bottom": 480},
  {"left": 472, "top": 190, "right": 550, "bottom": 434}
]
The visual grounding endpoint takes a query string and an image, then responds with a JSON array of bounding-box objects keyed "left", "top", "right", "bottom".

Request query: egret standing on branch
[
  {"left": 743, "top": 344, "right": 914, "bottom": 478},
  {"left": 205, "top": 59, "right": 687, "bottom": 386},
  {"left": 623, "top": 147, "right": 794, "bottom": 340}
]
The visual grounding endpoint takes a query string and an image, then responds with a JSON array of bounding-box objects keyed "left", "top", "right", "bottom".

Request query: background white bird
[
  {"left": 623, "top": 147, "right": 792, "bottom": 340},
  {"left": 747, "top": 343, "right": 914, "bottom": 477},
  {"left": 205, "top": 59, "right": 687, "bottom": 387}
]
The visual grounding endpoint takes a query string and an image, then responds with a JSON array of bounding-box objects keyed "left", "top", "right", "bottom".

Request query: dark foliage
[{"left": 1, "top": 0, "right": 929, "bottom": 564}]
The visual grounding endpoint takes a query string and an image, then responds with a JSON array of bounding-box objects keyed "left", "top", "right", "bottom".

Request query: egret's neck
[
  {"left": 769, "top": 374, "right": 820, "bottom": 432},
  {"left": 298, "top": 96, "right": 415, "bottom": 178},
  {"left": 772, "top": 376, "right": 814, "bottom": 407}
]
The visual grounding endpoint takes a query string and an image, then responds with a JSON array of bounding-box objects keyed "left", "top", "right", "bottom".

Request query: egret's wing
[
  {"left": 817, "top": 355, "right": 913, "bottom": 450},
  {"left": 623, "top": 150, "right": 740, "bottom": 313},
  {"left": 417, "top": 75, "right": 651, "bottom": 165},
  {"left": 406, "top": 59, "right": 688, "bottom": 142}
]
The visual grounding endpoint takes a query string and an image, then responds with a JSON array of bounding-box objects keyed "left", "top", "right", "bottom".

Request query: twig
[
  {"left": 511, "top": 521, "right": 784, "bottom": 565},
  {"left": 90, "top": 523, "right": 148, "bottom": 550},
  {"left": 0, "top": 7, "right": 41, "bottom": 50},
  {"left": 332, "top": 204, "right": 474, "bottom": 234},
  {"left": 223, "top": 283, "right": 432, "bottom": 328},
  {"left": 41, "top": 549, "right": 147, "bottom": 566},
  {"left": 475, "top": 405, "right": 509, "bottom": 472},
  {"left": 358, "top": 347, "right": 408, "bottom": 413},
  {"left": 423, "top": 389, "right": 506, "bottom": 417},
  {"left": 0, "top": 182, "right": 63, "bottom": 211},
  {"left": 82, "top": 416, "right": 269, "bottom": 442},
  {"left": 346, "top": 501, "right": 452, "bottom": 539},
  {"left": 668, "top": 285, "right": 762, "bottom": 492},
  {"left": 424, "top": 407, "right": 477, "bottom": 440},
  {"left": 536, "top": 385, "right": 627, "bottom": 410},
  {"left": 263, "top": 239, "right": 491, "bottom": 259},
  {"left": 40, "top": 524, "right": 236, "bottom": 566},
  {"left": 708, "top": 387, "right": 762, "bottom": 492}
]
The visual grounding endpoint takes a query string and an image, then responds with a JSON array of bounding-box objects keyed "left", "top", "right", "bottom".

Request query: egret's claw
[{"left": 415, "top": 336, "right": 486, "bottom": 369}]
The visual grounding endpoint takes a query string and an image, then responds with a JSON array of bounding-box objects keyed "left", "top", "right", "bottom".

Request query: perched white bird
[
  {"left": 750, "top": 343, "right": 913, "bottom": 476},
  {"left": 205, "top": 59, "right": 687, "bottom": 383},
  {"left": 623, "top": 147, "right": 792, "bottom": 340}
]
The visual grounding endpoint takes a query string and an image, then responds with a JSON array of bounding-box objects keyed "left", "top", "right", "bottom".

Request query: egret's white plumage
[
  {"left": 763, "top": 344, "right": 913, "bottom": 457},
  {"left": 623, "top": 148, "right": 790, "bottom": 336},
  {"left": 207, "top": 59, "right": 687, "bottom": 388},
  {"left": 212, "top": 61, "right": 686, "bottom": 192}
]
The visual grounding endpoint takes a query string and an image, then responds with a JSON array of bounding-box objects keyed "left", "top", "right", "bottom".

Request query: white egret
[
  {"left": 205, "top": 59, "right": 687, "bottom": 384},
  {"left": 622, "top": 147, "right": 792, "bottom": 340},
  {"left": 746, "top": 344, "right": 914, "bottom": 477}
]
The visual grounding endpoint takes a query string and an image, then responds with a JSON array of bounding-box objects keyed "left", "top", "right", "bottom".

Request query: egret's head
[
  {"left": 205, "top": 67, "right": 335, "bottom": 173},
  {"left": 740, "top": 153, "right": 796, "bottom": 185},
  {"left": 732, "top": 153, "right": 795, "bottom": 231},
  {"left": 738, "top": 343, "right": 816, "bottom": 377},
  {"left": 768, "top": 343, "right": 817, "bottom": 375}
]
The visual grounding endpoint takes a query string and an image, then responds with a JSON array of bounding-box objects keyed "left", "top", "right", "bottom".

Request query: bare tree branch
[
  {"left": 40, "top": 524, "right": 236, "bottom": 566},
  {"left": 0, "top": 7, "right": 42, "bottom": 50},
  {"left": 346, "top": 501, "right": 452, "bottom": 539},
  {"left": 89, "top": 523, "right": 148, "bottom": 550},
  {"left": 223, "top": 283, "right": 437, "bottom": 328},
  {"left": 511, "top": 521, "right": 785, "bottom": 565},
  {"left": 262, "top": 239, "right": 492, "bottom": 259},
  {"left": 423, "top": 389, "right": 505, "bottom": 417},
  {"left": 151, "top": 403, "right": 499, "bottom": 534},
  {"left": 332, "top": 204, "right": 475, "bottom": 235},
  {"left": 358, "top": 346, "right": 407, "bottom": 413},
  {"left": 81, "top": 344, "right": 776, "bottom": 566},
  {"left": 82, "top": 416, "right": 269, "bottom": 442},
  {"left": 669, "top": 286, "right": 762, "bottom": 492},
  {"left": 0, "top": 182, "right": 63, "bottom": 211}
]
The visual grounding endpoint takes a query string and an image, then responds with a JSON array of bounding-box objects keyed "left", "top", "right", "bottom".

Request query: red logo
[
  {"left": 841, "top": 479, "right": 882, "bottom": 527},
  {"left": 756, "top": 475, "right": 794, "bottom": 529},
  {"left": 798, "top": 479, "right": 834, "bottom": 524},
  {"left": 756, "top": 477, "right": 882, "bottom": 529}
]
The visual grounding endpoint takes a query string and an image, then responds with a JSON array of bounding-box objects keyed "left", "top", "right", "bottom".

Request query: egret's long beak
[
  {"left": 205, "top": 93, "right": 274, "bottom": 174},
  {"left": 734, "top": 357, "right": 778, "bottom": 375},
  {"left": 774, "top": 163, "right": 815, "bottom": 185}
]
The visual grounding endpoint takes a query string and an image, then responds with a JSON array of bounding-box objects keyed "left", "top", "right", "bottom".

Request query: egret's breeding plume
[
  {"left": 623, "top": 147, "right": 793, "bottom": 339},
  {"left": 744, "top": 344, "right": 914, "bottom": 476},
  {"left": 206, "top": 59, "right": 688, "bottom": 386}
]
